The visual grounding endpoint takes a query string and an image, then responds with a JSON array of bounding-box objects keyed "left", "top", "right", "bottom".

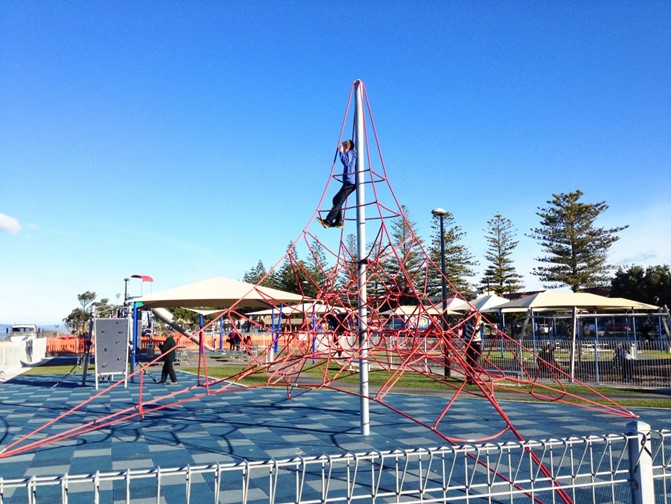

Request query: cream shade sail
[
  {"left": 495, "top": 291, "right": 658, "bottom": 312},
  {"left": 133, "top": 276, "right": 304, "bottom": 309}
]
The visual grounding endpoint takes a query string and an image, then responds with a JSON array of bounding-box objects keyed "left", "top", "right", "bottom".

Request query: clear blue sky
[{"left": 2, "top": 1, "right": 670, "bottom": 325}]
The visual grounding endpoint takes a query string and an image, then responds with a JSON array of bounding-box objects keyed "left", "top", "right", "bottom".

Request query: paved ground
[{"left": 0, "top": 360, "right": 669, "bottom": 502}]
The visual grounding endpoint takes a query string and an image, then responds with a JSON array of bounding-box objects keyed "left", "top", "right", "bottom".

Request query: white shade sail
[
  {"left": 133, "top": 276, "right": 304, "bottom": 309},
  {"left": 381, "top": 297, "right": 470, "bottom": 316},
  {"left": 248, "top": 301, "right": 346, "bottom": 317},
  {"left": 495, "top": 291, "right": 658, "bottom": 312},
  {"left": 470, "top": 294, "right": 510, "bottom": 312}
]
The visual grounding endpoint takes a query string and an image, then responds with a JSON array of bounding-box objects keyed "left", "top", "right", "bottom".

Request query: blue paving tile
[{"left": 0, "top": 372, "right": 669, "bottom": 502}]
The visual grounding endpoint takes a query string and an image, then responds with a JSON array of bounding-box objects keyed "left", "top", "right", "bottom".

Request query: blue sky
[{"left": 1, "top": 1, "right": 670, "bottom": 325}]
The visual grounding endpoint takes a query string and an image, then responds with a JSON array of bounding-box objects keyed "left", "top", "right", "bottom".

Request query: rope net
[{"left": 1, "top": 81, "right": 636, "bottom": 473}]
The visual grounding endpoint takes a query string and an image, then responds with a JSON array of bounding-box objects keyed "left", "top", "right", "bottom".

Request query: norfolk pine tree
[
  {"left": 382, "top": 206, "right": 427, "bottom": 305},
  {"left": 242, "top": 260, "right": 270, "bottom": 286},
  {"left": 340, "top": 233, "right": 366, "bottom": 303},
  {"left": 303, "top": 239, "right": 329, "bottom": 298},
  {"left": 480, "top": 213, "right": 524, "bottom": 296},
  {"left": 529, "top": 190, "right": 627, "bottom": 292},
  {"left": 268, "top": 242, "right": 300, "bottom": 293},
  {"left": 427, "top": 210, "right": 478, "bottom": 298}
]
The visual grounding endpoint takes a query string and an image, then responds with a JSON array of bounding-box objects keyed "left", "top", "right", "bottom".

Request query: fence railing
[
  {"left": 487, "top": 337, "right": 671, "bottom": 387},
  {"left": 1, "top": 423, "right": 668, "bottom": 504},
  {"left": 367, "top": 336, "right": 671, "bottom": 387},
  {"left": 45, "top": 331, "right": 671, "bottom": 388}
]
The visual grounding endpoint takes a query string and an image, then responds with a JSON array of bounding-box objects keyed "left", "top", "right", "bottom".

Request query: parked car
[
  {"left": 383, "top": 315, "right": 430, "bottom": 331},
  {"left": 582, "top": 318, "right": 631, "bottom": 336},
  {"left": 384, "top": 316, "right": 405, "bottom": 331},
  {"left": 535, "top": 324, "right": 550, "bottom": 334},
  {"left": 605, "top": 320, "right": 632, "bottom": 332}
]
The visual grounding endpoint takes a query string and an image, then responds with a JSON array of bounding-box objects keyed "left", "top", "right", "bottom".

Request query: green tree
[
  {"left": 338, "top": 233, "right": 363, "bottom": 306},
  {"left": 303, "top": 240, "right": 330, "bottom": 298},
  {"left": 63, "top": 291, "right": 100, "bottom": 335},
  {"left": 382, "top": 206, "right": 427, "bottom": 305},
  {"left": 341, "top": 233, "right": 359, "bottom": 285},
  {"left": 427, "top": 210, "right": 478, "bottom": 298},
  {"left": 269, "top": 242, "right": 305, "bottom": 294},
  {"left": 611, "top": 264, "right": 671, "bottom": 307},
  {"left": 529, "top": 190, "right": 628, "bottom": 292},
  {"left": 243, "top": 260, "right": 273, "bottom": 287},
  {"left": 79, "top": 291, "right": 96, "bottom": 310},
  {"left": 480, "top": 213, "right": 524, "bottom": 295},
  {"left": 93, "top": 297, "right": 113, "bottom": 317},
  {"left": 170, "top": 307, "right": 202, "bottom": 329}
]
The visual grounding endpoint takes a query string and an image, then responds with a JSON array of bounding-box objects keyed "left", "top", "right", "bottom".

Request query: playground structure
[{"left": 0, "top": 80, "right": 654, "bottom": 503}]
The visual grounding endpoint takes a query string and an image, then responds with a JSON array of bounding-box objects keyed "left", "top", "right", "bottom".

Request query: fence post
[{"left": 626, "top": 420, "right": 654, "bottom": 504}]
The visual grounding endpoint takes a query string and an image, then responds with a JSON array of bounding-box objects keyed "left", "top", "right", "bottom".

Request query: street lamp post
[{"left": 432, "top": 207, "right": 450, "bottom": 377}]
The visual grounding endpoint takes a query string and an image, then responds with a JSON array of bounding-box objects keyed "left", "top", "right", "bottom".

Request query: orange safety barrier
[
  {"left": 47, "top": 332, "right": 266, "bottom": 355},
  {"left": 142, "top": 333, "right": 218, "bottom": 351},
  {"left": 46, "top": 336, "right": 89, "bottom": 355}
]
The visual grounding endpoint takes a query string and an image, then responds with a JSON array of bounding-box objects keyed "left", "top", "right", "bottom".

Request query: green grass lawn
[
  {"left": 18, "top": 359, "right": 671, "bottom": 409},
  {"left": 184, "top": 362, "right": 671, "bottom": 408},
  {"left": 24, "top": 363, "right": 95, "bottom": 375}
]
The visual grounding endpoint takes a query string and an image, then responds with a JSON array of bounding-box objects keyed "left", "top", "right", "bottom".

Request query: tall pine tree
[
  {"left": 427, "top": 210, "right": 478, "bottom": 298},
  {"left": 303, "top": 240, "right": 330, "bottom": 298},
  {"left": 480, "top": 213, "right": 524, "bottom": 296},
  {"left": 382, "top": 206, "right": 426, "bottom": 306},
  {"left": 529, "top": 190, "right": 628, "bottom": 291},
  {"left": 242, "top": 260, "right": 271, "bottom": 286},
  {"left": 268, "top": 242, "right": 303, "bottom": 293}
]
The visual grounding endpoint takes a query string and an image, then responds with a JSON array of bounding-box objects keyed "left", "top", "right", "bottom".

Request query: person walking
[
  {"left": 227, "top": 329, "right": 241, "bottom": 351},
  {"left": 615, "top": 343, "right": 633, "bottom": 381},
  {"left": 318, "top": 140, "right": 357, "bottom": 228},
  {"left": 537, "top": 342, "right": 557, "bottom": 377},
  {"left": 462, "top": 313, "right": 483, "bottom": 385},
  {"left": 158, "top": 332, "right": 178, "bottom": 384}
]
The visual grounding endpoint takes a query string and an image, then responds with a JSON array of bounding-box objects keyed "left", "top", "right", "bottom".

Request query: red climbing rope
[{"left": 1, "top": 81, "right": 638, "bottom": 504}]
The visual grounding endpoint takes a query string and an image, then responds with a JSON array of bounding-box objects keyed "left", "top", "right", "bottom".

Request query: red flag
[{"left": 131, "top": 274, "right": 154, "bottom": 282}]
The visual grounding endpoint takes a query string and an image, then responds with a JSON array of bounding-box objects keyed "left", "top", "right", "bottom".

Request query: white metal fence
[
  {"left": 486, "top": 338, "right": 671, "bottom": 387},
  {"left": 360, "top": 335, "right": 671, "bottom": 387},
  {"left": 1, "top": 423, "right": 668, "bottom": 503},
  {"left": 168, "top": 329, "right": 671, "bottom": 388}
]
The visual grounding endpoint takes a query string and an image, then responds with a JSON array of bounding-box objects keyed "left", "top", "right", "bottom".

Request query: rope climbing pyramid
[
  {"left": 227, "top": 80, "right": 637, "bottom": 443},
  {"left": 1, "top": 81, "right": 636, "bottom": 479}
]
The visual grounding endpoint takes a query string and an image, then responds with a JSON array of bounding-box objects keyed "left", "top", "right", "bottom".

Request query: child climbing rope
[{"left": 318, "top": 139, "right": 357, "bottom": 228}]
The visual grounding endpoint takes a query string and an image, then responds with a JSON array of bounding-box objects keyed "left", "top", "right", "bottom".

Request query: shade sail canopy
[
  {"left": 598, "top": 297, "right": 659, "bottom": 311},
  {"left": 133, "top": 276, "right": 304, "bottom": 309},
  {"left": 186, "top": 308, "right": 227, "bottom": 316},
  {"left": 495, "top": 291, "right": 658, "bottom": 312},
  {"left": 382, "top": 297, "right": 470, "bottom": 316},
  {"left": 248, "top": 301, "right": 347, "bottom": 317},
  {"left": 470, "top": 294, "right": 510, "bottom": 312},
  {"left": 441, "top": 296, "right": 471, "bottom": 313},
  {"left": 381, "top": 305, "right": 426, "bottom": 316}
]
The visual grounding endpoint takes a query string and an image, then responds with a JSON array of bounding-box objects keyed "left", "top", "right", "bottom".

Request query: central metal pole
[{"left": 354, "top": 80, "right": 370, "bottom": 436}]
